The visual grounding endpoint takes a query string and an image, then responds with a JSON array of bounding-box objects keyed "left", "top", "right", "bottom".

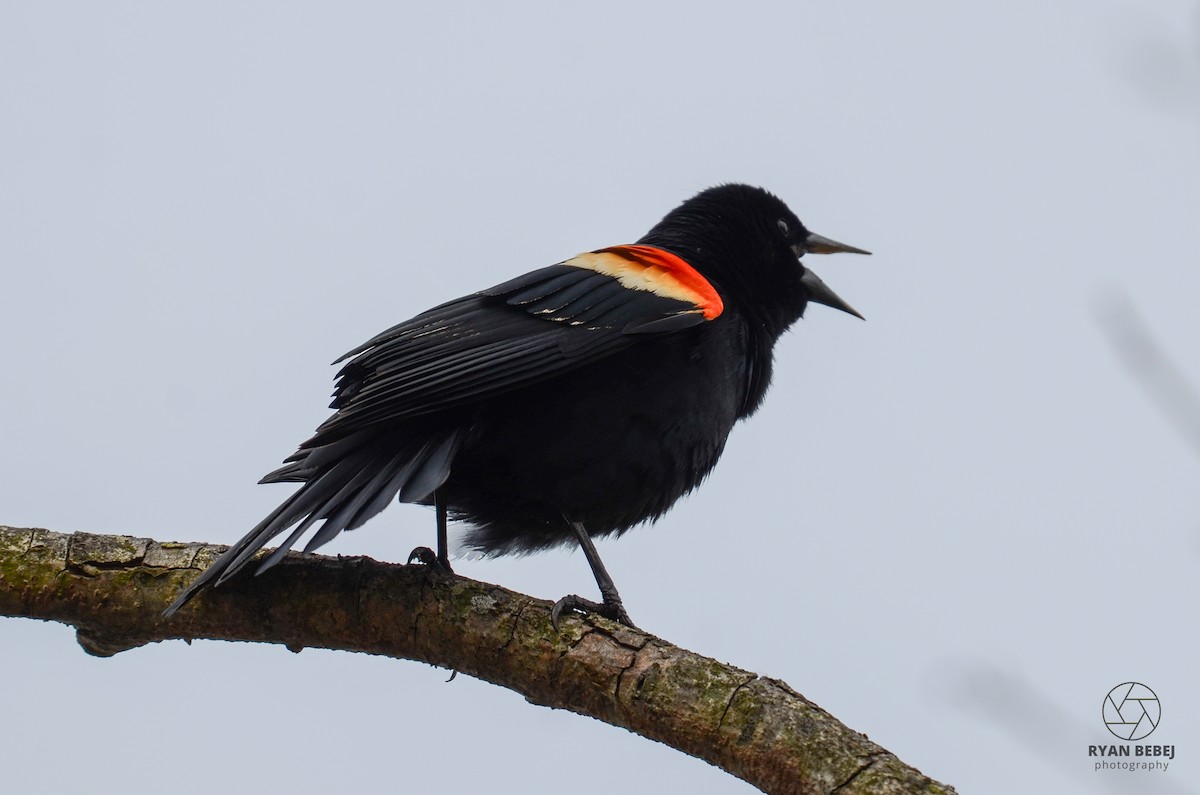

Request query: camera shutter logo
[{"left": 1103, "top": 682, "right": 1160, "bottom": 741}]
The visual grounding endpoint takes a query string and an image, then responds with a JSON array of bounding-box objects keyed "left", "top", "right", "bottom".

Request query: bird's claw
[
  {"left": 551, "top": 594, "right": 637, "bottom": 631},
  {"left": 407, "top": 546, "right": 453, "bottom": 573}
]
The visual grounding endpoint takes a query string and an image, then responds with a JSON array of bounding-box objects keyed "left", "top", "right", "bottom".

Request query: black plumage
[{"left": 165, "top": 184, "right": 868, "bottom": 625}]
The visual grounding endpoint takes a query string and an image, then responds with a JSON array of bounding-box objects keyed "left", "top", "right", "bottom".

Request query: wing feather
[{"left": 313, "top": 251, "right": 719, "bottom": 445}]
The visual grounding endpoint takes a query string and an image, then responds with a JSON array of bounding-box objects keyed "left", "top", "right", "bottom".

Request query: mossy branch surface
[{"left": 0, "top": 525, "right": 954, "bottom": 795}]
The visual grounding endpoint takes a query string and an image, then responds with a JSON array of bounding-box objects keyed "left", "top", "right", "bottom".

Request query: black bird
[{"left": 164, "top": 184, "right": 868, "bottom": 626}]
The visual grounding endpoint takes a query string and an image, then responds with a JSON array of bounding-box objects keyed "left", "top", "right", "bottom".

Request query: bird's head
[{"left": 638, "top": 184, "right": 869, "bottom": 336}]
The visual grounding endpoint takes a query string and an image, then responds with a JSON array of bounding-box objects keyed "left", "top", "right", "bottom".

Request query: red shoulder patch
[{"left": 563, "top": 245, "right": 724, "bottom": 320}]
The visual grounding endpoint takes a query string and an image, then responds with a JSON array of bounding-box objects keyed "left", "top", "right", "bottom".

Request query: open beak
[{"left": 796, "top": 230, "right": 869, "bottom": 320}]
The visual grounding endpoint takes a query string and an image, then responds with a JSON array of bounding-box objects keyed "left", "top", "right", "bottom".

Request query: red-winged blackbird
[{"left": 165, "top": 184, "right": 868, "bottom": 626}]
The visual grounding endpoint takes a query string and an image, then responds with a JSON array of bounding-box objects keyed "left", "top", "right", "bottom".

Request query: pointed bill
[
  {"left": 804, "top": 231, "right": 871, "bottom": 256},
  {"left": 800, "top": 269, "right": 864, "bottom": 320}
]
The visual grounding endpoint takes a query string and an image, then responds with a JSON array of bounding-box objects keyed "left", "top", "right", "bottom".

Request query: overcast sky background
[{"left": 3, "top": 3, "right": 1199, "bottom": 793}]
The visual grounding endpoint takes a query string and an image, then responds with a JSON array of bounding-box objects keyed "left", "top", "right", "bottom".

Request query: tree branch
[{"left": 0, "top": 525, "right": 954, "bottom": 795}]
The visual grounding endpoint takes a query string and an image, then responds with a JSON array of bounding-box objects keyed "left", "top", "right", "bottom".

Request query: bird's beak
[
  {"left": 802, "top": 231, "right": 872, "bottom": 256},
  {"left": 794, "top": 230, "right": 868, "bottom": 319},
  {"left": 800, "top": 269, "right": 864, "bottom": 320}
]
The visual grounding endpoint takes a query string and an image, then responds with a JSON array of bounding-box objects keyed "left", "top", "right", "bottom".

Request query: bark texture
[{"left": 0, "top": 525, "right": 955, "bottom": 795}]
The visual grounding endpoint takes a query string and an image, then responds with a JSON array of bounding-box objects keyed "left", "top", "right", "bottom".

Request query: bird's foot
[
  {"left": 551, "top": 593, "right": 637, "bottom": 631},
  {"left": 407, "top": 546, "right": 454, "bottom": 574}
]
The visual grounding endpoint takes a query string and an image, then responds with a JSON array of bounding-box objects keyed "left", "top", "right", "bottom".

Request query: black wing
[{"left": 316, "top": 259, "right": 710, "bottom": 442}]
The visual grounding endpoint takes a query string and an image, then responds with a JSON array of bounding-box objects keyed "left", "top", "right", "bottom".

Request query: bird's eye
[{"left": 776, "top": 219, "right": 790, "bottom": 237}]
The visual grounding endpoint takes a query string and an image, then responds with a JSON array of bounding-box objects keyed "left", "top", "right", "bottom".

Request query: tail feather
[
  {"left": 301, "top": 428, "right": 464, "bottom": 553},
  {"left": 297, "top": 450, "right": 411, "bottom": 554},
  {"left": 258, "top": 458, "right": 388, "bottom": 571},
  {"left": 299, "top": 452, "right": 423, "bottom": 554},
  {"left": 258, "top": 460, "right": 309, "bottom": 484},
  {"left": 258, "top": 431, "right": 376, "bottom": 484},
  {"left": 162, "top": 428, "right": 462, "bottom": 617},
  {"left": 342, "top": 452, "right": 427, "bottom": 530},
  {"left": 398, "top": 431, "right": 463, "bottom": 503},
  {"left": 218, "top": 456, "right": 366, "bottom": 582}
]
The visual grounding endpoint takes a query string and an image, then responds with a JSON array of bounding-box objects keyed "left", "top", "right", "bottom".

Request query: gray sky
[{"left": 3, "top": 3, "right": 1198, "bottom": 793}]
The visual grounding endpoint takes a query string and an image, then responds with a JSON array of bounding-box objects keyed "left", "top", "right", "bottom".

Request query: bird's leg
[
  {"left": 551, "top": 521, "right": 637, "bottom": 630},
  {"left": 436, "top": 492, "right": 452, "bottom": 570},
  {"left": 407, "top": 490, "right": 454, "bottom": 573}
]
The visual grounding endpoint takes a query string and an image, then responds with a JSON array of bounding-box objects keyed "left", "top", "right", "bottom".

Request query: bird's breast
[{"left": 442, "top": 324, "right": 749, "bottom": 551}]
